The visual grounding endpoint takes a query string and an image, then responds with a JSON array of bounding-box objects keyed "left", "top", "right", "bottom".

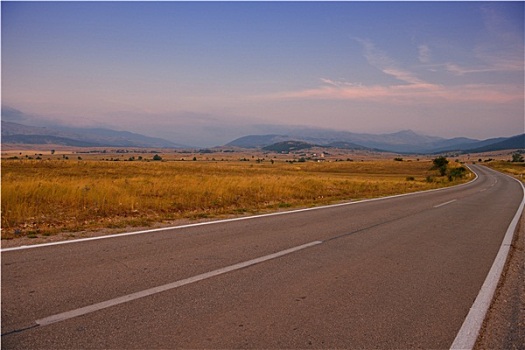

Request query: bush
[
  {"left": 448, "top": 166, "right": 466, "bottom": 181},
  {"left": 432, "top": 156, "right": 449, "bottom": 176},
  {"left": 512, "top": 152, "right": 524, "bottom": 162},
  {"left": 153, "top": 154, "right": 162, "bottom": 161}
]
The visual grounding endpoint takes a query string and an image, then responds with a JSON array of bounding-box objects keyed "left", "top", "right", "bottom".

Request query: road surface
[{"left": 2, "top": 164, "right": 523, "bottom": 349}]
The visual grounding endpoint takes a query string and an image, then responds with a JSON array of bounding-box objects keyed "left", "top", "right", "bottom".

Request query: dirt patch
[{"left": 475, "top": 210, "right": 525, "bottom": 349}]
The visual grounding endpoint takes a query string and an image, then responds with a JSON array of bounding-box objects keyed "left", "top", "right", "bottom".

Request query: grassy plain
[
  {"left": 1, "top": 156, "right": 470, "bottom": 240},
  {"left": 485, "top": 161, "right": 525, "bottom": 182}
]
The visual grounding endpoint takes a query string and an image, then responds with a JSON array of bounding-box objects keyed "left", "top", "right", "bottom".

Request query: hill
[
  {"left": 1, "top": 121, "right": 186, "bottom": 148},
  {"left": 227, "top": 134, "right": 290, "bottom": 148},
  {"left": 464, "top": 134, "right": 524, "bottom": 153},
  {"left": 262, "top": 141, "right": 316, "bottom": 153},
  {"left": 325, "top": 141, "right": 371, "bottom": 150}
]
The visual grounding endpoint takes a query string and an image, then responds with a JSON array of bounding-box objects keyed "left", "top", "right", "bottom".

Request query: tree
[
  {"left": 432, "top": 156, "right": 449, "bottom": 176},
  {"left": 153, "top": 154, "right": 162, "bottom": 161},
  {"left": 511, "top": 152, "right": 524, "bottom": 162}
]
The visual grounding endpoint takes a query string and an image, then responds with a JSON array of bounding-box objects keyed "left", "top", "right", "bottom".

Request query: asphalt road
[{"left": 2, "top": 164, "right": 523, "bottom": 349}]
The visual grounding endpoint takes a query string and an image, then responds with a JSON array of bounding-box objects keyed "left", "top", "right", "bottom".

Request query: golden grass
[
  {"left": 485, "top": 161, "right": 525, "bottom": 182},
  {"left": 1, "top": 159, "right": 470, "bottom": 239}
]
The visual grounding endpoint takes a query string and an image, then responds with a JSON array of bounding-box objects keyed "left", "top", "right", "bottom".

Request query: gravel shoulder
[{"left": 475, "top": 210, "right": 525, "bottom": 349}]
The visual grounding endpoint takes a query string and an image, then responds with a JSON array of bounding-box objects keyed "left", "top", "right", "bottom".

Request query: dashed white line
[
  {"left": 434, "top": 199, "right": 457, "bottom": 208},
  {"left": 35, "top": 240, "right": 323, "bottom": 327}
]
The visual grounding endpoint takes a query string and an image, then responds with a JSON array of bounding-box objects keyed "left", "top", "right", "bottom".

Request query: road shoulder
[{"left": 475, "top": 210, "right": 525, "bottom": 349}]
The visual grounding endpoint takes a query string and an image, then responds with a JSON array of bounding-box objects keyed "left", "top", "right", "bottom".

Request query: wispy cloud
[
  {"left": 355, "top": 38, "right": 431, "bottom": 87},
  {"left": 445, "top": 5, "right": 524, "bottom": 76},
  {"left": 262, "top": 35, "right": 522, "bottom": 105},
  {"left": 267, "top": 39, "right": 523, "bottom": 104},
  {"left": 444, "top": 61, "right": 524, "bottom": 76},
  {"left": 418, "top": 45, "right": 431, "bottom": 64},
  {"left": 270, "top": 80, "right": 520, "bottom": 104}
]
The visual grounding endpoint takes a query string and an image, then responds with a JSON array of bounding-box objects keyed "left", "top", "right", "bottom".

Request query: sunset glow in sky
[{"left": 2, "top": 1, "right": 524, "bottom": 146}]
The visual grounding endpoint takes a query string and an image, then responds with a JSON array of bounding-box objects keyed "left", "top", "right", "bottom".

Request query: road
[{"left": 2, "top": 164, "right": 523, "bottom": 349}]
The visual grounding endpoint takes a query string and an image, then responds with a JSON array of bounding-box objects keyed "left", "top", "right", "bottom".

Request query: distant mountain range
[
  {"left": 1, "top": 121, "right": 187, "bottom": 148},
  {"left": 2, "top": 120, "right": 523, "bottom": 154},
  {"left": 226, "top": 129, "right": 524, "bottom": 154}
]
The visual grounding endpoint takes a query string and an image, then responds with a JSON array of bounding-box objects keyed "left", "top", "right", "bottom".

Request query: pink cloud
[
  {"left": 265, "top": 37, "right": 523, "bottom": 106},
  {"left": 267, "top": 79, "right": 522, "bottom": 105}
]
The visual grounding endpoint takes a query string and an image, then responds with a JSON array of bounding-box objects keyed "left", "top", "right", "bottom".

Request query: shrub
[
  {"left": 512, "top": 152, "right": 524, "bottom": 162},
  {"left": 448, "top": 166, "right": 467, "bottom": 181},
  {"left": 432, "top": 156, "right": 449, "bottom": 176},
  {"left": 153, "top": 154, "right": 162, "bottom": 161}
]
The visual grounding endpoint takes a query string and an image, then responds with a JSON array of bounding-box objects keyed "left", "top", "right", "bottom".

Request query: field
[
  {"left": 485, "top": 161, "right": 525, "bottom": 182},
  {"left": 1, "top": 153, "right": 471, "bottom": 240}
]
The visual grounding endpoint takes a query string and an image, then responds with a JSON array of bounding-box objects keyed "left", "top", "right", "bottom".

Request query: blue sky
[{"left": 2, "top": 1, "right": 524, "bottom": 146}]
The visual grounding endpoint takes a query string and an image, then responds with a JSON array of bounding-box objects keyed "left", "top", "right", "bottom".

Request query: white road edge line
[
  {"left": 35, "top": 240, "right": 323, "bottom": 327},
  {"left": 434, "top": 199, "right": 457, "bottom": 208},
  {"left": 450, "top": 168, "right": 525, "bottom": 350},
  {"left": 1, "top": 168, "right": 479, "bottom": 252}
]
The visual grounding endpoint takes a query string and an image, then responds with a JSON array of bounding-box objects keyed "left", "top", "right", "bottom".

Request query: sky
[{"left": 2, "top": 1, "right": 524, "bottom": 147}]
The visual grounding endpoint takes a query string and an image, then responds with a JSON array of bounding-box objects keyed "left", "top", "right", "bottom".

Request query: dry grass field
[
  {"left": 1, "top": 155, "right": 470, "bottom": 240},
  {"left": 485, "top": 161, "right": 525, "bottom": 182}
]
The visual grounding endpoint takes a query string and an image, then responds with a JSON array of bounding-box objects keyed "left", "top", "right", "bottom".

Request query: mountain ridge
[
  {"left": 226, "top": 129, "right": 523, "bottom": 154},
  {"left": 464, "top": 134, "right": 524, "bottom": 153},
  {"left": 2, "top": 120, "right": 522, "bottom": 154},
  {"left": 1, "top": 121, "right": 187, "bottom": 148}
]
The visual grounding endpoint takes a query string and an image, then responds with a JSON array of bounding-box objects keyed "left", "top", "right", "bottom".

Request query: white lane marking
[
  {"left": 450, "top": 171, "right": 525, "bottom": 350},
  {"left": 433, "top": 199, "right": 457, "bottom": 208},
  {"left": 2, "top": 169, "right": 480, "bottom": 252},
  {"left": 35, "top": 240, "right": 323, "bottom": 327}
]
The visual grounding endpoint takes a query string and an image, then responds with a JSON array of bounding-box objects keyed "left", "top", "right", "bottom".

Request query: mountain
[
  {"left": 226, "top": 128, "right": 522, "bottom": 154},
  {"left": 1, "top": 121, "right": 187, "bottom": 148},
  {"left": 464, "top": 134, "right": 524, "bottom": 153},
  {"left": 53, "top": 126, "right": 187, "bottom": 148},
  {"left": 431, "top": 137, "right": 508, "bottom": 153},
  {"left": 226, "top": 129, "right": 480, "bottom": 154},
  {"left": 1, "top": 134, "right": 99, "bottom": 147}
]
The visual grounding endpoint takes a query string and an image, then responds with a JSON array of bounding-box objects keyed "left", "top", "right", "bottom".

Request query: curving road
[{"left": 2, "top": 164, "right": 523, "bottom": 349}]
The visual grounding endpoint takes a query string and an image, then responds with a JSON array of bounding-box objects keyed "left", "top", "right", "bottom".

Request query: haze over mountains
[
  {"left": 226, "top": 129, "right": 524, "bottom": 154},
  {"left": 1, "top": 121, "right": 186, "bottom": 148},
  {"left": 2, "top": 120, "right": 523, "bottom": 154}
]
